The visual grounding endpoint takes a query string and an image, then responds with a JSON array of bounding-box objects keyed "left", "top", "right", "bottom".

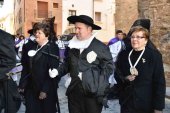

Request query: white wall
[
  {"left": 94, "top": 0, "right": 116, "bottom": 42},
  {"left": 62, "top": 0, "right": 93, "bottom": 34},
  {"left": 62, "top": 0, "right": 116, "bottom": 43}
]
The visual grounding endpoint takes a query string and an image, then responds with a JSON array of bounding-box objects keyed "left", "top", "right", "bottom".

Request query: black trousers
[
  {"left": 0, "top": 79, "right": 21, "bottom": 113},
  {"left": 24, "top": 88, "right": 58, "bottom": 113},
  {"left": 120, "top": 99, "right": 153, "bottom": 113},
  {"left": 67, "top": 83, "right": 103, "bottom": 113}
]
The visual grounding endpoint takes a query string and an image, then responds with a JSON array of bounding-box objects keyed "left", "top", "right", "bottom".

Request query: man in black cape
[{"left": 0, "top": 29, "right": 21, "bottom": 113}]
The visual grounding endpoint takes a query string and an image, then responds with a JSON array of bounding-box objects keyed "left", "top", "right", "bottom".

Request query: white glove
[{"left": 49, "top": 68, "right": 58, "bottom": 78}]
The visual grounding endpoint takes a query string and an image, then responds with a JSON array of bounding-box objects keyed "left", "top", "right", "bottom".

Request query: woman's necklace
[
  {"left": 128, "top": 48, "right": 145, "bottom": 76},
  {"left": 28, "top": 41, "right": 49, "bottom": 57}
]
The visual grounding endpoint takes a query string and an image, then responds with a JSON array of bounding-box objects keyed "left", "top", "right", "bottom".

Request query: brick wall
[
  {"left": 115, "top": 0, "right": 170, "bottom": 86},
  {"left": 115, "top": 0, "right": 138, "bottom": 34},
  {"left": 138, "top": 0, "right": 170, "bottom": 86}
]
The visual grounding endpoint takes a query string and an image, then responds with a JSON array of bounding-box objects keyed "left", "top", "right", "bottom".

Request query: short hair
[
  {"left": 130, "top": 26, "right": 149, "bottom": 39},
  {"left": 116, "top": 30, "right": 123, "bottom": 34},
  {"left": 19, "top": 35, "right": 25, "bottom": 39},
  {"left": 33, "top": 22, "right": 50, "bottom": 37}
]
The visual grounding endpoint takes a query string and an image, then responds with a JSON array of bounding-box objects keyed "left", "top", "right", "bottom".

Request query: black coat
[
  {"left": 116, "top": 46, "right": 166, "bottom": 112},
  {"left": 0, "top": 29, "right": 20, "bottom": 113},
  {"left": 23, "top": 42, "right": 60, "bottom": 113},
  {"left": 0, "top": 29, "right": 16, "bottom": 79},
  {"left": 19, "top": 38, "right": 37, "bottom": 89},
  {"left": 58, "top": 38, "right": 114, "bottom": 113}
]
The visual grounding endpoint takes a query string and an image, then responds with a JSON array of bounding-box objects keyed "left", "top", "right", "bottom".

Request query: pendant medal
[
  {"left": 128, "top": 48, "right": 145, "bottom": 77},
  {"left": 28, "top": 50, "right": 36, "bottom": 57},
  {"left": 130, "top": 67, "right": 138, "bottom": 76}
]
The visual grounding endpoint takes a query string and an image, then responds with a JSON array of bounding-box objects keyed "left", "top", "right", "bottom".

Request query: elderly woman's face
[
  {"left": 131, "top": 31, "right": 148, "bottom": 51},
  {"left": 34, "top": 29, "right": 48, "bottom": 46}
]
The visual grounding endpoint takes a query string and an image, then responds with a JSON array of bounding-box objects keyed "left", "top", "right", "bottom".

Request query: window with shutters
[
  {"left": 53, "top": 3, "right": 58, "bottom": 8},
  {"left": 68, "top": 10, "right": 76, "bottom": 25},
  {"left": 37, "top": 1, "right": 48, "bottom": 18},
  {"left": 95, "top": 12, "right": 101, "bottom": 22}
]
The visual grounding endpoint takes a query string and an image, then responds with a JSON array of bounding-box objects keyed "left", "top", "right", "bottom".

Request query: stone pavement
[
  {"left": 166, "top": 87, "right": 170, "bottom": 99},
  {"left": 16, "top": 77, "right": 170, "bottom": 113}
]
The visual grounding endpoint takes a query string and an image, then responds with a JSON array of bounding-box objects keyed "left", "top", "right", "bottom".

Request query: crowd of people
[{"left": 0, "top": 14, "right": 166, "bottom": 113}]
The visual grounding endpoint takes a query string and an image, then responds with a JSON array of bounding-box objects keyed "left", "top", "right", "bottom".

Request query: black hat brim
[{"left": 67, "top": 16, "right": 101, "bottom": 30}]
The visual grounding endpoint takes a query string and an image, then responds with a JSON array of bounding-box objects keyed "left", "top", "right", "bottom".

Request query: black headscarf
[{"left": 124, "top": 19, "right": 158, "bottom": 51}]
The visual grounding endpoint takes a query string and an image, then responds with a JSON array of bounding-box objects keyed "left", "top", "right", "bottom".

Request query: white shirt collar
[{"left": 30, "top": 35, "right": 35, "bottom": 41}]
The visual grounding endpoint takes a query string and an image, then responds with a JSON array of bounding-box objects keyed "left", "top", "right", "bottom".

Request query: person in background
[
  {"left": 107, "top": 30, "right": 126, "bottom": 99},
  {"left": 15, "top": 35, "right": 26, "bottom": 58},
  {"left": 49, "top": 15, "right": 114, "bottom": 113},
  {"left": 0, "top": 29, "right": 21, "bottom": 113},
  {"left": 18, "top": 28, "right": 37, "bottom": 100},
  {"left": 116, "top": 19, "right": 165, "bottom": 113},
  {"left": 19, "top": 22, "right": 60, "bottom": 113},
  {"left": 56, "top": 35, "right": 66, "bottom": 62},
  {"left": 14, "top": 34, "right": 20, "bottom": 53},
  {"left": 123, "top": 33, "right": 127, "bottom": 39},
  {"left": 108, "top": 30, "right": 126, "bottom": 62}
]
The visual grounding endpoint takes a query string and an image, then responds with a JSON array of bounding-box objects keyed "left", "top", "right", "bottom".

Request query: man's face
[
  {"left": 75, "top": 22, "right": 92, "bottom": 41},
  {"left": 116, "top": 33, "right": 124, "bottom": 40}
]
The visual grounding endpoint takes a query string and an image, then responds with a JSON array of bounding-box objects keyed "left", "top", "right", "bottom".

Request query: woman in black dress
[
  {"left": 116, "top": 21, "right": 165, "bottom": 113},
  {"left": 19, "top": 22, "right": 60, "bottom": 113}
]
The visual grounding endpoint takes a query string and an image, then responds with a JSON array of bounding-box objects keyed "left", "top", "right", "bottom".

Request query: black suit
[
  {"left": 58, "top": 38, "right": 114, "bottom": 113},
  {"left": 0, "top": 29, "right": 20, "bottom": 113}
]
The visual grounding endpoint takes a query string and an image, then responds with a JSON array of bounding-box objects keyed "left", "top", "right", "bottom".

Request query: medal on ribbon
[
  {"left": 128, "top": 48, "right": 145, "bottom": 76},
  {"left": 130, "top": 67, "right": 138, "bottom": 76},
  {"left": 28, "top": 50, "right": 36, "bottom": 57}
]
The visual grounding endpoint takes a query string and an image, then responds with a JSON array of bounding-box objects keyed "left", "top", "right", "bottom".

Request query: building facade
[
  {"left": 62, "top": 0, "right": 116, "bottom": 43},
  {"left": 115, "top": 0, "right": 170, "bottom": 86},
  {"left": 62, "top": 0, "right": 93, "bottom": 35},
  {"left": 138, "top": 0, "right": 170, "bottom": 86},
  {"left": 14, "top": 0, "right": 62, "bottom": 37},
  {"left": 115, "top": 0, "right": 138, "bottom": 33},
  {"left": 0, "top": 0, "right": 15, "bottom": 34}
]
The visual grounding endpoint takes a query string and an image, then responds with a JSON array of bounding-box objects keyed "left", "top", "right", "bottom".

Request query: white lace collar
[{"left": 68, "top": 32, "right": 98, "bottom": 49}]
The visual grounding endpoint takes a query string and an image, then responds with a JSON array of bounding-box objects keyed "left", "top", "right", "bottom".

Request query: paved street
[{"left": 16, "top": 76, "right": 170, "bottom": 113}]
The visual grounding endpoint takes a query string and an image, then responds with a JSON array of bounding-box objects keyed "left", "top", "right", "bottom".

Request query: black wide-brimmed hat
[{"left": 67, "top": 15, "right": 101, "bottom": 30}]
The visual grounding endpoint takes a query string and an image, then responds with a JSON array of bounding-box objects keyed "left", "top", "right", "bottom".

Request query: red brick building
[{"left": 14, "top": 0, "right": 62, "bottom": 37}]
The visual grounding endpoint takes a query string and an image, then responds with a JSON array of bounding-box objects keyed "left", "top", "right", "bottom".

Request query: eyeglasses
[{"left": 131, "top": 35, "right": 145, "bottom": 39}]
